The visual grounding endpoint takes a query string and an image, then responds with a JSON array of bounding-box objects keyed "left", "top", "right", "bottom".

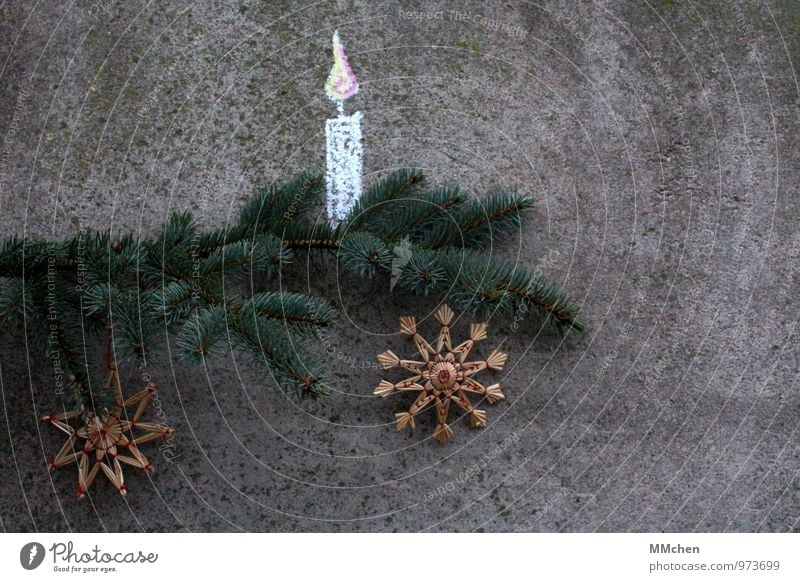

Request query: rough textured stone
[{"left": 0, "top": 0, "right": 798, "bottom": 532}]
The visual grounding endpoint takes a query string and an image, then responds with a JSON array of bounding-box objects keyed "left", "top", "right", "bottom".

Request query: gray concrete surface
[{"left": 1, "top": 0, "right": 799, "bottom": 532}]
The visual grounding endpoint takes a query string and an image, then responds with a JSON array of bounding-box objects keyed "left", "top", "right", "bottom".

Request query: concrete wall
[{"left": 1, "top": 0, "right": 798, "bottom": 531}]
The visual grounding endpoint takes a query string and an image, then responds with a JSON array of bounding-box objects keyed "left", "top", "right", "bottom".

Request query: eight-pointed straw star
[
  {"left": 374, "top": 304, "right": 508, "bottom": 443},
  {"left": 42, "top": 362, "right": 174, "bottom": 499}
]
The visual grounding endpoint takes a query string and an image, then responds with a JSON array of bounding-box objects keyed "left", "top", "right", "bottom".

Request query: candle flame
[{"left": 325, "top": 31, "right": 359, "bottom": 103}]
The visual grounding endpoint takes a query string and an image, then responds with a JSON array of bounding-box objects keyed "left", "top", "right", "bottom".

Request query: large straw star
[{"left": 375, "top": 304, "right": 507, "bottom": 443}]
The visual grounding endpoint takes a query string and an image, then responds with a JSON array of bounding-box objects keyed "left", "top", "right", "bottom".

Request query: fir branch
[
  {"left": 492, "top": 260, "right": 585, "bottom": 332},
  {"left": 201, "top": 234, "right": 291, "bottom": 281},
  {"left": 338, "top": 232, "right": 392, "bottom": 278},
  {"left": 280, "top": 220, "right": 343, "bottom": 251},
  {"left": 146, "top": 280, "right": 195, "bottom": 325},
  {"left": 0, "top": 168, "right": 583, "bottom": 412},
  {"left": 394, "top": 247, "right": 447, "bottom": 296},
  {"left": 109, "top": 294, "right": 162, "bottom": 367},
  {"left": 156, "top": 211, "right": 197, "bottom": 248},
  {"left": 421, "top": 191, "right": 535, "bottom": 249},
  {"left": 345, "top": 168, "right": 425, "bottom": 230},
  {"left": 192, "top": 223, "right": 251, "bottom": 256},
  {"left": 442, "top": 248, "right": 583, "bottom": 331},
  {"left": 141, "top": 236, "right": 196, "bottom": 286},
  {"left": 0, "top": 277, "right": 34, "bottom": 326},
  {"left": 81, "top": 283, "right": 115, "bottom": 318},
  {"left": 175, "top": 306, "right": 230, "bottom": 363},
  {"left": 231, "top": 314, "right": 327, "bottom": 398},
  {"left": 238, "top": 170, "right": 323, "bottom": 234},
  {"left": 0, "top": 239, "right": 63, "bottom": 277},
  {"left": 27, "top": 288, "right": 99, "bottom": 411},
  {"left": 373, "top": 186, "right": 469, "bottom": 243},
  {"left": 241, "top": 292, "right": 336, "bottom": 332},
  {"left": 0, "top": 236, "right": 27, "bottom": 277}
]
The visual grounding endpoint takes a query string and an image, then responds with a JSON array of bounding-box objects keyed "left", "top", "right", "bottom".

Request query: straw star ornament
[
  {"left": 42, "top": 363, "right": 174, "bottom": 499},
  {"left": 375, "top": 304, "right": 508, "bottom": 443}
]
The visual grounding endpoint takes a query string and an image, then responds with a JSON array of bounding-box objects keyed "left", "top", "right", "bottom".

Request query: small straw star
[{"left": 42, "top": 363, "right": 174, "bottom": 499}]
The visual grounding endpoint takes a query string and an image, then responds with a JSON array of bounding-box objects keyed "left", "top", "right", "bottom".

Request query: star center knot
[{"left": 430, "top": 361, "right": 458, "bottom": 390}]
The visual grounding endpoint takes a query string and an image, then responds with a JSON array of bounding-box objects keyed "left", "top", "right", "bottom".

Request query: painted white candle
[
  {"left": 324, "top": 31, "right": 362, "bottom": 224},
  {"left": 326, "top": 110, "right": 363, "bottom": 222}
]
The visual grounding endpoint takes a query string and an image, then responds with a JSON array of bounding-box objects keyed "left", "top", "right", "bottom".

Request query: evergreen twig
[{"left": 0, "top": 168, "right": 583, "bottom": 412}]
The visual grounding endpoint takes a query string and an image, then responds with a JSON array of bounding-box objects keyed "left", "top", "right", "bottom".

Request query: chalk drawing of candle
[{"left": 324, "top": 31, "right": 363, "bottom": 224}]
